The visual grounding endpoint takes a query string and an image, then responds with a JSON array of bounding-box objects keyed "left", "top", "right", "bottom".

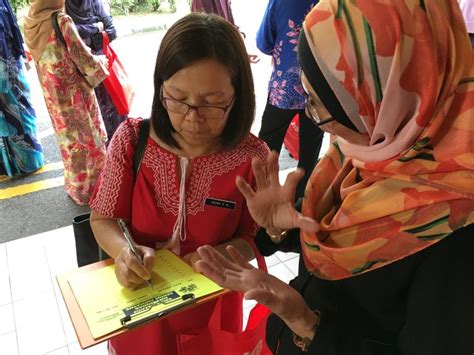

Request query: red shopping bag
[
  {"left": 283, "top": 113, "right": 300, "bottom": 160},
  {"left": 177, "top": 254, "right": 272, "bottom": 355},
  {"left": 102, "top": 32, "right": 135, "bottom": 115}
]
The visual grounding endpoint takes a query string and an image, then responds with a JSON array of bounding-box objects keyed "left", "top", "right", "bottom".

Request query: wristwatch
[
  {"left": 292, "top": 310, "right": 320, "bottom": 352},
  {"left": 267, "top": 229, "right": 288, "bottom": 244}
]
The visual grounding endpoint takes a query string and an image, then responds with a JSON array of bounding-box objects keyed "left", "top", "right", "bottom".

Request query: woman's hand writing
[
  {"left": 236, "top": 151, "right": 319, "bottom": 233},
  {"left": 114, "top": 245, "right": 155, "bottom": 289}
]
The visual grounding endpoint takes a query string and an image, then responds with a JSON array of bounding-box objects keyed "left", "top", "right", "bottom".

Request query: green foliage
[
  {"left": 10, "top": 0, "right": 29, "bottom": 16},
  {"left": 9, "top": 0, "right": 176, "bottom": 17},
  {"left": 110, "top": 0, "right": 176, "bottom": 15}
]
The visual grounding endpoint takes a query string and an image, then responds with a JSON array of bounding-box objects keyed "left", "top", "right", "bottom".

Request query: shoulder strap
[
  {"left": 51, "top": 12, "right": 67, "bottom": 47},
  {"left": 133, "top": 119, "right": 150, "bottom": 179},
  {"left": 51, "top": 12, "right": 87, "bottom": 80}
]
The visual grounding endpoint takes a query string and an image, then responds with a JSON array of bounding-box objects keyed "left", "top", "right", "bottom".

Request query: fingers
[
  {"left": 251, "top": 157, "right": 268, "bottom": 190},
  {"left": 195, "top": 260, "right": 227, "bottom": 285},
  {"left": 139, "top": 246, "right": 155, "bottom": 276},
  {"left": 284, "top": 168, "right": 304, "bottom": 192},
  {"left": 236, "top": 176, "right": 255, "bottom": 200},
  {"left": 296, "top": 214, "right": 320, "bottom": 233},
  {"left": 244, "top": 288, "right": 275, "bottom": 306},
  {"left": 115, "top": 257, "right": 147, "bottom": 289},
  {"left": 226, "top": 245, "right": 254, "bottom": 270},
  {"left": 122, "top": 247, "right": 150, "bottom": 280},
  {"left": 267, "top": 151, "right": 280, "bottom": 185},
  {"left": 199, "top": 245, "right": 242, "bottom": 273}
]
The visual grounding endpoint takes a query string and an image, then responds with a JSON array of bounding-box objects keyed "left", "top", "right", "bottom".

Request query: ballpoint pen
[{"left": 117, "top": 219, "right": 153, "bottom": 289}]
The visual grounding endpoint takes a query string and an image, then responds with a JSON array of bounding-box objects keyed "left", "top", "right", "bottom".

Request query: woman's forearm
[
  {"left": 90, "top": 211, "right": 129, "bottom": 259},
  {"left": 285, "top": 305, "right": 319, "bottom": 340}
]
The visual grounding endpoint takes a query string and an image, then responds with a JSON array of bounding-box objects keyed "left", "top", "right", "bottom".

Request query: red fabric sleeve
[{"left": 89, "top": 119, "right": 140, "bottom": 218}]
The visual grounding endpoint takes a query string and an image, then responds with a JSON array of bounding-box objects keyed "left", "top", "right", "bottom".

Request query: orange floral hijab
[{"left": 300, "top": 0, "right": 474, "bottom": 280}]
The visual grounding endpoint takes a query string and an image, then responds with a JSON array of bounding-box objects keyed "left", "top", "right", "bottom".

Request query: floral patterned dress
[{"left": 34, "top": 13, "right": 107, "bottom": 204}]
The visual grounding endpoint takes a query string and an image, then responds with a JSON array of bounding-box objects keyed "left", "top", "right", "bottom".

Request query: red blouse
[{"left": 89, "top": 118, "right": 269, "bottom": 354}]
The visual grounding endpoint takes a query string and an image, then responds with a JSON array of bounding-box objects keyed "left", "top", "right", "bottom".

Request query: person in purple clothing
[
  {"left": 65, "top": 0, "right": 126, "bottom": 141},
  {"left": 191, "top": 0, "right": 235, "bottom": 25},
  {"left": 257, "top": 0, "right": 323, "bottom": 198}
]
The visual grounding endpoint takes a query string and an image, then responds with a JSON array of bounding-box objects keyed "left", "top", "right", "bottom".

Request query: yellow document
[{"left": 65, "top": 249, "right": 223, "bottom": 339}]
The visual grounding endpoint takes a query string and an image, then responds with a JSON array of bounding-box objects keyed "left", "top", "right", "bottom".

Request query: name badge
[{"left": 205, "top": 198, "right": 236, "bottom": 210}]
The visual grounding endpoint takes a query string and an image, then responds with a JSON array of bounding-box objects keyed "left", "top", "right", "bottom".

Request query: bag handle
[
  {"left": 133, "top": 119, "right": 150, "bottom": 179},
  {"left": 51, "top": 11, "right": 87, "bottom": 80},
  {"left": 101, "top": 31, "right": 110, "bottom": 48},
  {"left": 101, "top": 31, "right": 117, "bottom": 65},
  {"left": 51, "top": 12, "right": 66, "bottom": 47}
]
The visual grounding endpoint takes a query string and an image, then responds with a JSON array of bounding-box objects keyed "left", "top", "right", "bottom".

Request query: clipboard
[{"left": 57, "top": 250, "right": 228, "bottom": 349}]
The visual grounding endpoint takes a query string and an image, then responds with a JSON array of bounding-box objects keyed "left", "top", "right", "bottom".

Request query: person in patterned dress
[
  {"left": 65, "top": 0, "right": 126, "bottom": 142},
  {"left": 89, "top": 13, "right": 269, "bottom": 354},
  {"left": 24, "top": 0, "right": 108, "bottom": 205},
  {"left": 0, "top": 0, "right": 44, "bottom": 176},
  {"left": 256, "top": 0, "right": 324, "bottom": 199}
]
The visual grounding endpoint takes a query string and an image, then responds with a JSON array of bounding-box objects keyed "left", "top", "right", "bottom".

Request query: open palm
[
  {"left": 236, "top": 151, "right": 319, "bottom": 233},
  {"left": 196, "top": 245, "right": 307, "bottom": 322}
]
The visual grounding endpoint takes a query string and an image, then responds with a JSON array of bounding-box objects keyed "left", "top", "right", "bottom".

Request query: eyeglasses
[
  {"left": 303, "top": 91, "right": 336, "bottom": 127},
  {"left": 160, "top": 86, "right": 235, "bottom": 120}
]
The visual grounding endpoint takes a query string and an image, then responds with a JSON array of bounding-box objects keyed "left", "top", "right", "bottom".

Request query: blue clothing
[
  {"left": 66, "top": 0, "right": 117, "bottom": 52},
  {"left": 66, "top": 0, "right": 124, "bottom": 142},
  {"left": 1, "top": 0, "right": 43, "bottom": 176},
  {"left": 256, "top": 0, "right": 316, "bottom": 110}
]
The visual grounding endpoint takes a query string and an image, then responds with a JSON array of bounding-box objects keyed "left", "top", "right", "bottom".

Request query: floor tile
[
  {"left": 275, "top": 251, "right": 300, "bottom": 262},
  {"left": 7, "top": 234, "right": 54, "bottom": 302},
  {"left": 0, "top": 303, "right": 15, "bottom": 335},
  {"left": 45, "top": 346, "right": 70, "bottom": 355},
  {"left": 268, "top": 263, "right": 296, "bottom": 284},
  {"left": 44, "top": 226, "right": 78, "bottom": 276},
  {"left": 284, "top": 257, "right": 300, "bottom": 276},
  {"left": 0, "top": 243, "right": 12, "bottom": 306},
  {"left": 68, "top": 341, "right": 108, "bottom": 354},
  {"left": 15, "top": 291, "right": 67, "bottom": 355},
  {"left": 264, "top": 254, "right": 282, "bottom": 267},
  {"left": 0, "top": 331, "right": 18, "bottom": 355},
  {"left": 249, "top": 253, "right": 281, "bottom": 269},
  {"left": 243, "top": 298, "right": 257, "bottom": 310}
]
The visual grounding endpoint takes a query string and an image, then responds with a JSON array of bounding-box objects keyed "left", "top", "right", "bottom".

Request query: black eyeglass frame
[
  {"left": 160, "top": 86, "right": 235, "bottom": 119},
  {"left": 302, "top": 90, "right": 337, "bottom": 127}
]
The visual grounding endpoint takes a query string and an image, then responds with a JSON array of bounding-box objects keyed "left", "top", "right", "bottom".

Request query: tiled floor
[{"left": 0, "top": 222, "right": 300, "bottom": 355}]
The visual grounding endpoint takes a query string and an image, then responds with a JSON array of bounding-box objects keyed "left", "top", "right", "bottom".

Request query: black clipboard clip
[{"left": 120, "top": 293, "right": 196, "bottom": 328}]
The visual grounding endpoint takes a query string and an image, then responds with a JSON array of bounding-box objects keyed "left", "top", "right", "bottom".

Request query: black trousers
[{"left": 258, "top": 102, "right": 324, "bottom": 198}]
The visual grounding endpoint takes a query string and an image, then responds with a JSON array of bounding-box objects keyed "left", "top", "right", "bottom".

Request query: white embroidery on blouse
[
  {"left": 90, "top": 120, "right": 137, "bottom": 216},
  {"left": 142, "top": 135, "right": 268, "bottom": 217}
]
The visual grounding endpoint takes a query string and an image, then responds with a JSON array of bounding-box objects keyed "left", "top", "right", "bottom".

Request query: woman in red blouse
[{"left": 89, "top": 13, "right": 269, "bottom": 355}]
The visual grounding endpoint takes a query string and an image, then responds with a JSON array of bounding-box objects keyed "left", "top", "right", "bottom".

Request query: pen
[{"left": 117, "top": 219, "right": 153, "bottom": 289}]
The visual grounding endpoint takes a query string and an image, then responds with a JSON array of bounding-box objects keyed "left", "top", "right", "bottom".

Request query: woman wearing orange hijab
[{"left": 195, "top": 0, "right": 474, "bottom": 353}]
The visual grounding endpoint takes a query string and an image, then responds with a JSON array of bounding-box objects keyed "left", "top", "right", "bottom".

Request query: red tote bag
[
  {"left": 101, "top": 32, "right": 135, "bottom": 115},
  {"left": 177, "top": 255, "right": 272, "bottom": 355},
  {"left": 283, "top": 113, "right": 300, "bottom": 160}
]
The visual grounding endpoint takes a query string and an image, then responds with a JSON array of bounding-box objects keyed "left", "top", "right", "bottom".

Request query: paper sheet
[{"left": 66, "top": 249, "right": 222, "bottom": 339}]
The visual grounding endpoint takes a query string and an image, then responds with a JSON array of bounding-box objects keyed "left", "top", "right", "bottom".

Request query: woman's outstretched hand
[
  {"left": 196, "top": 245, "right": 318, "bottom": 338},
  {"left": 236, "top": 151, "right": 319, "bottom": 233}
]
